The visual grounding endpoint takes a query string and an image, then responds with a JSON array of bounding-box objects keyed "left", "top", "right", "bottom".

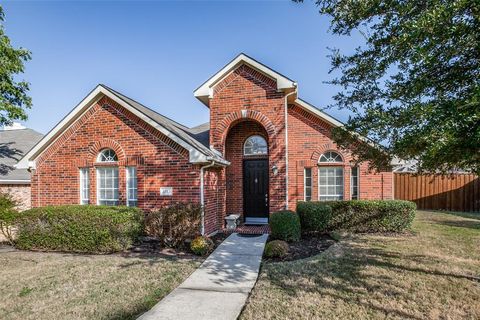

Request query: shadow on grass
[
  {"left": 263, "top": 235, "right": 479, "bottom": 320},
  {"left": 433, "top": 219, "right": 480, "bottom": 230},
  {"left": 106, "top": 285, "right": 174, "bottom": 320},
  {"left": 434, "top": 210, "right": 480, "bottom": 221}
]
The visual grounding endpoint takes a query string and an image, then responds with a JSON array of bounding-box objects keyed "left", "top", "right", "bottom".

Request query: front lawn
[
  {"left": 241, "top": 211, "right": 480, "bottom": 319},
  {"left": 0, "top": 249, "right": 201, "bottom": 320}
]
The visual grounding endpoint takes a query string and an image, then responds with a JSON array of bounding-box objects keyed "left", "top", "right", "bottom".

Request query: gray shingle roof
[
  {"left": 188, "top": 122, "right": 210, "bottom": 148},
  {"left": 100, "top": 85, "right": 222, "bottom": 162},
  {"left": 0, "top": 128, "right": 43, "bottom": 182}
]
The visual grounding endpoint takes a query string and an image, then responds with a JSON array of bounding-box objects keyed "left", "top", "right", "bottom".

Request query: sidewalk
[{"left": 137, "top": 233, "right": 268, "bottom": 320}]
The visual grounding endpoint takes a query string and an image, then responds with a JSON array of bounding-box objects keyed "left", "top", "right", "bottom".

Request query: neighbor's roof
[
  {"left": 16, "top": 85, "right": 229, "bottom": 169},
  {"left": 0, "top": 127, "right": 43, "bottom": 183}
]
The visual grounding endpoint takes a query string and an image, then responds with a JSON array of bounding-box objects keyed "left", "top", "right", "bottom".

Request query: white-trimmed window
[
  {"left": 351, "top": 166, "right": 359, "bottom": 200},
  {"left": 318, "top": 151, "right": 343, "bottom": 163},
  {"left": 97, "top": 149, "right": 118, "bottom": 162},
  {"left": 126, "top": 167, "right": 137, "bottom": 207},
  {"left": 79, "top": 168, "right": 89, "bottom": 205},
  {"left": 244, "top": 135, "right": 268, "bottom": 156},
  {"left": 318, "top": 167, "right": 344, "bottom": 201},
  {"left": 97, "top": 167, "right": 119, "bottom": 206},
  {"left": 304, "top": 168, "right": 312, "bottom": 201}
]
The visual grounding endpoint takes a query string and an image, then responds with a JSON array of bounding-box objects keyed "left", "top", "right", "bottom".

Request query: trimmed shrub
[
  {"left": 0, "top": 192, "right": 20, "bottom": 245},
  {"left": 296, "top": 201, "right": 332, "bottom": 234},
  {"left": 296, "top": 200, "right": 416, "bottom": 233},
  {"left": 15, "top": 205, "right": 143, "bottom": 253},
  {"left": 190, "top": 236, "right": 213, "bottom": 256},
  {"left": 144, "top": 202, "right": 201, "bottom": 248},
  {"left": 264, "top": 240, "right": 289, "bottom": 258},
  {"left": 269, "top": 210, "right": 301, "bottom": 242}
]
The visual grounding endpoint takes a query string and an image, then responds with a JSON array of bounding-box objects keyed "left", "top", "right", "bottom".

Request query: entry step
[{"left": 244, "top": 217, "right": 268, "bottom": 225}]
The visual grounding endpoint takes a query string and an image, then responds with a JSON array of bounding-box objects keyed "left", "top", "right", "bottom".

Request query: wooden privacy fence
[{"left": 394, "top": 173, "right": 480, "bottom": 212}]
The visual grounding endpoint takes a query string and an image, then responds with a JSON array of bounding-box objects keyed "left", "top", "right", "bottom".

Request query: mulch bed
[
  {"left": 265, "top": 234, "right": 336, "bottom": 262},
  {"left": 127, "top": 233, "right": 229, "bottom": 258}
]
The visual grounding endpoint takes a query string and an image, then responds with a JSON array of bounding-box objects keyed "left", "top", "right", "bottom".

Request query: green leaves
[
  {"left": 0, "top": 5, "right": 32, "bottom": 126},
  {"left": 296, "top": 200, "right": 417, "bottom": 233},
  {"left": 15, "top": 205, "right": 144, "bottom": 253},
  {"left": 303, "top": 0, "right": 480, "bottom": 174}
]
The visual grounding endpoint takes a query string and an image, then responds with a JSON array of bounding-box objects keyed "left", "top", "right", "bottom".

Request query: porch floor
[{"left": 223, "top": 224, "right": 270, "bottom": 235}]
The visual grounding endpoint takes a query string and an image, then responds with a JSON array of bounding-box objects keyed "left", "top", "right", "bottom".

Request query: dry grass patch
[
  {"left": 0, "top": 249, "right": 201, "bottom": 320},
  {"left": 241, "top": 211, "right": 480, "bottom": 320}
]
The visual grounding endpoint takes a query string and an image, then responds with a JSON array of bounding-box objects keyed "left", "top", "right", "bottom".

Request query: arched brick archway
[
  {"left": 310, "top": 143, "right": 351, "bottom": 163},
  {"left": 88, "top": 138, "right": 126, "bottom": 163},
  {"left": 224, "top": 119, "right": 271, "bottom": 221},
  {"left": 214, "top": 110, "right": 277, "bottom": 152}
]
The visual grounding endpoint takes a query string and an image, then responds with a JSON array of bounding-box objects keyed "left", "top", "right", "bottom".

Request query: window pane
[
  {"left": 351, "top": 167, "right": 359, "bottom": 200},
  {"left": 126, "top": 167, "right": 138, "bottom": 207},
  {"left": 318, "top": 166, "right": 344, "bottom": 201},
  {"left": 97, "top": 149, "right": 118, "bottom": 162},
  {"left": 318, "top": 151, "right": 343, "bottom": 163},
  {"left": 244, "top": 135, "right": 268, "bottom": 156},
  {"left": 97, "top": 167, "right": 119, "bottom": 205},
  {"left": 304, "top": 168, "right": 312, "bottom": 201},
  {"left": 79, "top": 168, "right": 89, "bottom": 205}
]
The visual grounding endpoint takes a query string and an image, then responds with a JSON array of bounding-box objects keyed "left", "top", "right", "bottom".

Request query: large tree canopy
[
  {"left": 0, "top": 6, "right": 32, "bottom": 126},
  {"left": 298, "top": 0, "right": 480, "bottom": 174}
]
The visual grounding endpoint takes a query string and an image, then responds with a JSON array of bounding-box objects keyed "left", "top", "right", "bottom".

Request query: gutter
[
  {"left": 0, "top": 179, "right": 31, "bottom": 185},
  {"left": 200, "top": 161, "right": 216, "bottom": 235},
  {"left": 284, "top": 87, "right": 297, "bottom": 210}
]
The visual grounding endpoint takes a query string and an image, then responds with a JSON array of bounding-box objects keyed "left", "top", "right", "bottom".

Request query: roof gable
[
  {"left": 16, "top": 85, "right": 228, "bottom": 169},
  {"left": 194, "top": 53, "right": 297, "bottom": 106}
]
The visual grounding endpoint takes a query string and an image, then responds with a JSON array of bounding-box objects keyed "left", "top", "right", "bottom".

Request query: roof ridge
[{"left": 99, "top": 84, "right": 190, "bottom": 131}]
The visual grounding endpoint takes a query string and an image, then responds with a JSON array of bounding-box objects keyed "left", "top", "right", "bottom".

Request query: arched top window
[
  {"left": 318, "top": 151, "right": 343, "bottom": 163},
  {"left": 244, "top": 135, "right": 268, "bottom": 156},
  {"left": 97, "top": 149, "right": 118, "bottom": 162}
]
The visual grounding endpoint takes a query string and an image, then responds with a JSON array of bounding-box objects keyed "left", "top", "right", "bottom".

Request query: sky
[{"left": 2, "top": 0, "right": 363, "bottom": 134}]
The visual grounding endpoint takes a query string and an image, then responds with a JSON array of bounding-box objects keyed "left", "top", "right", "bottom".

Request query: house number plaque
[{"left": 160, "top": 187, "right": 173, "bottom": 196}]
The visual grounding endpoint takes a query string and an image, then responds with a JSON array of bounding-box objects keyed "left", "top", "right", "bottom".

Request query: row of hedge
[
  {"left": 0, "top": 201, "right": 204, "bottom": 254},
  {"left": 1, "top": 198, "right": 416, "bottom": 253},
  {"left": 297, "top": 200, "right": 416, "bottom": 233},
  {"left": 14, "top": 205, "right": 143, "bottom": 253},
  {"left": 269, "top": 200, "right": 416, "bottom": 242}
]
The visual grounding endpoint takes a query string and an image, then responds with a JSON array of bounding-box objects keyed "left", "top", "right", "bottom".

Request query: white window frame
[
  {"left": 243, "top": 135, "right": 268, "bottom": 156},
  {"left": 96, "top": 167, "right": 119, "bottom": 206},
  {"left": 351, "top": 166, "right": 360, "bottom": 200},
  {"left": 318, "top": 151, "right": 343, "bottom": 163},
  {"left": 97, "top": 148, "right": 118, "bottom": 162},
  {"left": 304, "top": 168, "right": 312, "bottom": 201},
  {"left": 126, "top": 167, "right": 137, "bottom": 207},
  {"left": 79, "top": 168, "right": 89, "bottom": 205},
  {"left": 318, "top": 166, "right": 344, "bottom": 201}
]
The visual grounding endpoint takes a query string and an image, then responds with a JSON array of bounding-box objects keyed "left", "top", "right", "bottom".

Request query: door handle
[{"left": 265, "top": 194, "right": 268, "bottom": 206}]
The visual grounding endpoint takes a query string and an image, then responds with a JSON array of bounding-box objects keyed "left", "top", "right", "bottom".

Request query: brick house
[
  {"left": 0, "top": 123, "right": 43, "bottom": 211},
  {"left": 17, "top": 54, "right": 393, "bottom": 235}
]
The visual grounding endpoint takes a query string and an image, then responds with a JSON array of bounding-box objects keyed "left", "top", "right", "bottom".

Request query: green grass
[
  {"left": 241, "top": 211, "right": 480, "bottom": 319},
  {"left": 0, "top": 250, "right": 201, "bottom": 320}
]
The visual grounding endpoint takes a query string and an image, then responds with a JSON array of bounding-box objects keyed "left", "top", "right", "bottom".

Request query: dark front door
[{"left": 243, "top": 159, "right": 269, "bottom": 220}]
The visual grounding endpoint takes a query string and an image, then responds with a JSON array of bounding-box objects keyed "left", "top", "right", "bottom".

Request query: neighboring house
[
  {"left": 0, "top": 123, "right": 43, "bottom": 211},
  {"left": 17, "top": 54, "right": 393, "bottom": 234}
]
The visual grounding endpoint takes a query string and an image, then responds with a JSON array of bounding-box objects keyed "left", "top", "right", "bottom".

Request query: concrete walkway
[{"left": 137, "top": 233, "right": 268, "bottom": 320}]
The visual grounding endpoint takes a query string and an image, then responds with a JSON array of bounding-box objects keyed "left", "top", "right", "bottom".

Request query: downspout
[
  {"left": 284, "top": 87, "right": 297, "bottom": 210},
  {"left": 200, "top": 160, "right": 216, "bottom": 235}
]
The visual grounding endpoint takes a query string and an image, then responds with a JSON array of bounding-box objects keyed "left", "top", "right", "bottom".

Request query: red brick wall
[
  {"left": 209, "top": 64, "right": 287, "bottom": 216},
  {"left": 203, "top": 167, "right": 225, "bottom": 235},
  {"left": 31, "top": 96, "right": 201, "bottom": 211},
  {"left": 287, "top": 104, "right": 393, "bottom": 208}
]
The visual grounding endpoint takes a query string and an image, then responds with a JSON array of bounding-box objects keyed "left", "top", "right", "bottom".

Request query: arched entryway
[{"left": 225, "top": 120, "right": 270, "bottom": 224}]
